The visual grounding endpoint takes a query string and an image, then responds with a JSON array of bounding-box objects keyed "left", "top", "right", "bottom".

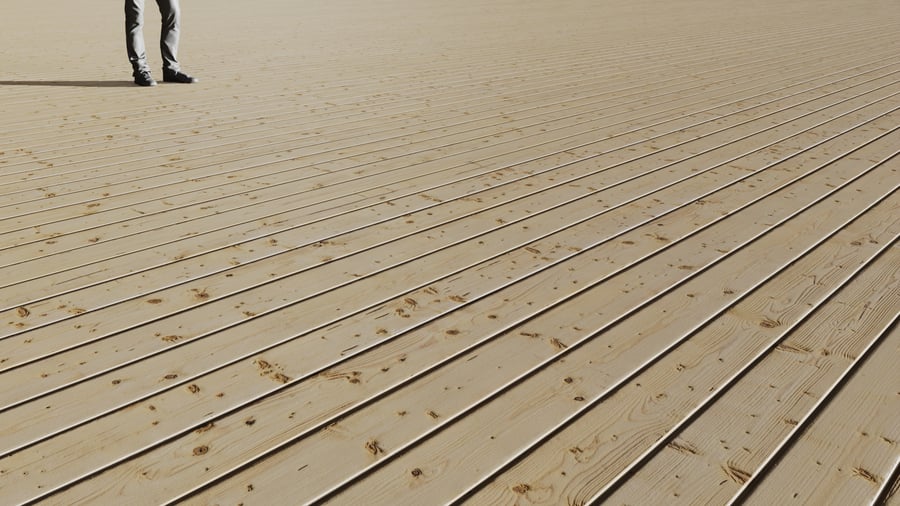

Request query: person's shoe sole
[{"left": 162, "top": 74, "right": 198, "bottom": 84}]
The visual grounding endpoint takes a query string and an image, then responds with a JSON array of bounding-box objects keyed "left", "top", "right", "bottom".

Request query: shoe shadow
[{"left": 0, "top": 80, "right": 134, "bottom": 88}]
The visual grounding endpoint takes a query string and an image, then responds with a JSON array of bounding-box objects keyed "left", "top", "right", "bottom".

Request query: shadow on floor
[{"left": 0, "top": 80, "right": 134, "bottom": 88}]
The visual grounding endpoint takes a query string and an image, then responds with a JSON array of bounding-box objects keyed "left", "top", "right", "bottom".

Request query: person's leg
[
  {"left": 156, "top": 0, "right": 197, "bottom": 83},
  {"left": 125, "top": 0, "right": 149, "bottom": 74},
  {"left": 156, "top": 0, "right": 181, "bottom": 73}
]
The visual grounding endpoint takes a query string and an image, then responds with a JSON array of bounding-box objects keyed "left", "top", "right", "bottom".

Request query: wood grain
[{"left": 1, "top": 0, "right": 897, "bottom": 504}]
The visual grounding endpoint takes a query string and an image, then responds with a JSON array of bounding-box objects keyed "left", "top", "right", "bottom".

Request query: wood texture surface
[{"left": 1, "top": 0, "right": 898, "bottom": 504}]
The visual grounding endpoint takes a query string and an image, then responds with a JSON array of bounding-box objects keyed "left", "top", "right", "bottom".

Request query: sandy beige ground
[{"left": 1, "top": 0, "right": 899, "bottom": 504}]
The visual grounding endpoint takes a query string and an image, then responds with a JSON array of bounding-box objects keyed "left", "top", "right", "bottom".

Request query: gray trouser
[{"left": 125, "top": 0, "right": 181, "bottom": 74}]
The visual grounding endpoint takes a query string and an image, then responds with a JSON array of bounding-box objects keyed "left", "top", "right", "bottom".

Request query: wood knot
[
  {"left": 512, "top": 483, "right": 531, "bottom": 494},
  {"left": 722, "top": 463, "right": 751, "bottom": 484},
  {"left": 852, "top": 467, "right": 880, "bottom": 484},
  {"left": 365, "top": 439, "right": 384, "bottom": 455},
  {"left": 759, "top": 318, "right": 780, "bottom": 328}
]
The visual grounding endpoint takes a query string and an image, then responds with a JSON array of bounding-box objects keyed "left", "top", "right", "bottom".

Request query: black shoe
[
  {"left": 133, "top": 70, "right": 157, "bottom": 87},
  {"left": 163, "top": 70, "right": 198, "bottom": 83}
]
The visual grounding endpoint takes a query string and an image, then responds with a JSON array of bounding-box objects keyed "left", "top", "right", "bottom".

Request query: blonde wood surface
[
  {"left": 740, "top": 321, "right": 899, "bottom": 505},
  {"left": 186, "top": 135, "right": 896, "bottom": 502},
  {"left": 466, "top": 190, "right": 900, "bottom": 506},
  {"left": 5, "top": 107, "right": 892, "bottom": 498},
  {"left": 1, "top": 0, "right": 898, "bottom": 504},
  {"left": 602, "top": 248, "right": 899, "bottom": 505},
  {"left": 309, "top": 160, "right": 900, "bottom": 506}
]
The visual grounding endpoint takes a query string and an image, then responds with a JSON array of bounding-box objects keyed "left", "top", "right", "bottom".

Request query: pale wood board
[
  {"left": 1, "top": 0, "right": 898, "bottom": 504},
  {"left": 740, "top": 321, "right": 899, "bottom": 505}
]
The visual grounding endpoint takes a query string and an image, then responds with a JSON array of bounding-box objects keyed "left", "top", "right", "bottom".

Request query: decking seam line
[
  {"left": 61, "top": 133, "right": 900, "bottom": 502},
  {"left": 4, "top": 14, "right": 893, "bottom": 117},
  {"left": 3, "top": 26, "right": 892, "bottom": 179},
  {"left": 5, "top": 102, "right": 892, "bottom": 328},
  {"left": 2, "top": 25, "right": 820, "bottom": 145},
  {"left": 11, "top": 102, "right": 885, "bottom": 391},
  {"left": 299, "top": 147, "right": 900, "bottom": 505},
  {"left": 6, "top": 26, "right": 889, "bottom": 158},
  {"left": 7, "top": 33, "right": 892, "bottom": 190},
  {"left": 170, "top": 154, "right": 900, "bottom": 504},
  {"left": 587, "top": 242, "right": 900, "bottom": 504},
  {"left": 6, "top": 61, "right": 892, "bottom": 253},
  {"left": 4, "top": 8, "right": 892, "bottom": 503},
  {"left": 3, "top": 64, "right": 897, "bottom": 267},
  {"left": 12, "top": 42, "right": 887, "bottom": 190},
  {"left": 873, "top": 455, "right": 900, "bottom": 506},
  {"left": 9, "top": 100, "right": 894, "bottom": 478},
  {"left": 5, "top": 37, "right": 884, "bottom": 196},
  {"left": 3, "top": 81, "right": 896, "bottom": 346},
  {"left": 727, "top": 315, "right": 900, "bottom": 505},
  {"left": 1, "top": 51, "right": 820, "bottom": 187},
  {"left": 8, "top": 58, "right": 892, "bottom": 224},
  {"left": 6, "top": 56, "right": 890, "bottom": 228},
  {"left": 3, "top": 74, "right": 896, "bottom": 316},
  {"left": 2, "top": 80, "right": 897, "bottom": 341},
  {"left": 7, "top": 49, "right": 869, "bottom": 208},
  {"left": 0, "top": 17, "right": 883, "bottom": 131},
  {"left": 466, "top": 229, "right": 900, "bottom": 506},
  {"left": 1, "top": 26, "right": 811, "bottom": 147},
  {"left": 20, "top": 120, "right": 894, "bottom": 506},
  {"left": 8, "top": 95, "right": 888, "bottom": 404},
  {"left": 5, "top": 32, "right": 892, "bottom": 188},
  {"left": 5, "top": 14, "right": 894, "bottom": 118}
]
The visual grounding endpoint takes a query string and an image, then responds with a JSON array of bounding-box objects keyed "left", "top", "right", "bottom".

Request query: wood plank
[
  {"left": 2, "top": 33, "right": 832, "bottom": 159},
  {"left": 4, "top": 99, "right": 895, "bottom": 432},
  {"left": 142, "top": 138, "right": 898, "bottom": 504},
  {"left": 9, "top": 109, "right": 896, "bottom": 505},
  {"left": 307, "top": 168, "right": 899, "bottom": 506},
  {"left": 7, "top": 60, "right": 894, "bottom": 237},
  {"left": 4, "top": 62, "right": 892, "bottom": 310},
  {"left": 436, "top": 194, "right": 900, "bottom": 505},
  {"left": 601, "top": 248, "right": 899, "bottom": 504},
  {"left": 5, "top": 70, "right": 897, "bottom": 332},
  {"left": 2, "top": 104, "right": 896, "bottom": 418},
  {"left": 1, "top": 0, "right": 899, "bottom": 503},
  {"left": 5, "top": 18, "right": 840, "bottom": 184},
  {"left": 3, "top": 42, "right": 896, "bottom": 235},
  {"left": 0, "top": 134, "right": 834, "bottom": 500},
  {"left": 736, "top": 325, "right": 899, "bottom": 505}
]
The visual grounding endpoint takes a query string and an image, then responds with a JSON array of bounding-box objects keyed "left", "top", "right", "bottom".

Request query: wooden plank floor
[{"left": 1, "top": 0, "right": 898, "bottom": 504}]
